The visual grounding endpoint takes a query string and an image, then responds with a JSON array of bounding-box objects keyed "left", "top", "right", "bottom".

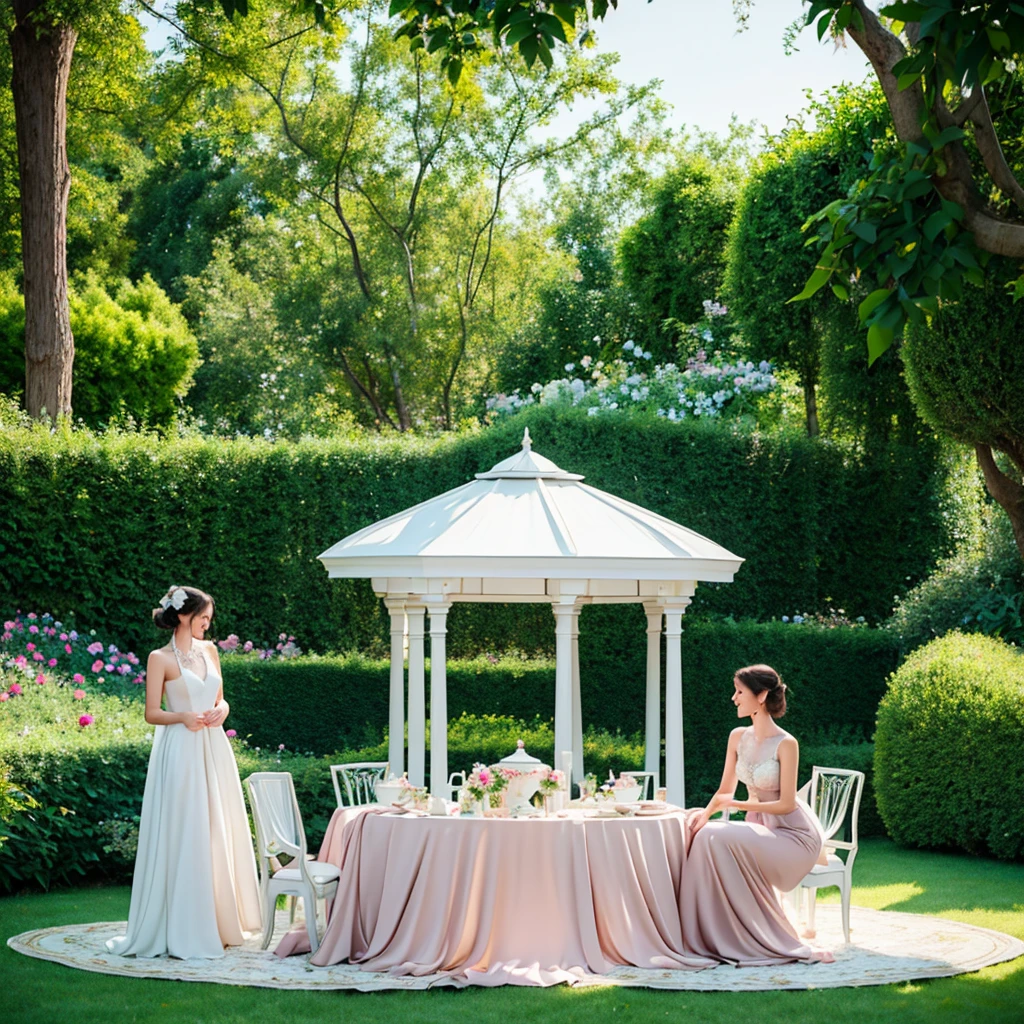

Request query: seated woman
[{"left": 681, "top": 664, "right": 834, "bottom": 966}]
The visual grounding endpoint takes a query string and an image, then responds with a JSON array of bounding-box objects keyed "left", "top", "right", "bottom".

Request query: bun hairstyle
[
  {"left": 734, "top": 664, "right": 788, "bottom": 719},
  {"left": 152, "top": 586, "right": 215, "bottom": 632}
]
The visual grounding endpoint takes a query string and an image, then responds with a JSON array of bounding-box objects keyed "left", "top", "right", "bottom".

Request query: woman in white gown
[{"left": 107, "top": 586, "right": 261, "bottom": 959}]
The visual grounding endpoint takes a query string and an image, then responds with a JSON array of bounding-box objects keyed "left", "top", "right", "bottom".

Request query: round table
[{"left": 276, "top": 804, "right": 711, "bottom": 986}]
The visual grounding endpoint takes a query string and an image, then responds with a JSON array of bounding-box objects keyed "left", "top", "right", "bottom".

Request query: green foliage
[
  {"left": 619, "top": 155, "right": 737, "bottom": 362},
  {"left": 902, "top": 258, "right": 1024, "bottom": 450},
  {"left": 800, "top": 2, "right": 1024, "bottom": 352},
  {"left": 0, "top": 272, "right": 200, "bottom": 427},
  {"left": 887, "top": 503, "right": 1023, "bottom": 651},
  {"left": 0, "top": 407, "right": 969, "bottom": 658},
  {"left": 220, "top": 620, "right": 898, "bottom": 821},
  {"left": 875, "top": 632, "right": 1024, "bottom": 860},
  {"left": 127, "top": 137, "right": 266, "bottom": 304}
]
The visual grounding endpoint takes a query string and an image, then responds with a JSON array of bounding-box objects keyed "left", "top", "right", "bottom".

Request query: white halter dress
[{"left": 106, "top": 641, "right": 261, "bottom": 958}]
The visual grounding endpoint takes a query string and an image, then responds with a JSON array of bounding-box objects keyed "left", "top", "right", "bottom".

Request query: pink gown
[{"left": 681, "top": 728, "right": 829, "bottom": 965}]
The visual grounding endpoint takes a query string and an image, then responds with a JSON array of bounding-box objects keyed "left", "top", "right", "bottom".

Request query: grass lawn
[{"left": 2, "top": 838, "right": 1022, "bottom": 1024}]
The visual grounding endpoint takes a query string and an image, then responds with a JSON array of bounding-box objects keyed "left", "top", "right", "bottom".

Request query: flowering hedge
[{"left": 0, "top": 406, "right": 970, "bottom": 659}]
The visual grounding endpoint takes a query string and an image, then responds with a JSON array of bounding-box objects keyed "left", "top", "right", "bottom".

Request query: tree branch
[{"left": 965, "top": 87, "right": 1024, "bottom": 212}]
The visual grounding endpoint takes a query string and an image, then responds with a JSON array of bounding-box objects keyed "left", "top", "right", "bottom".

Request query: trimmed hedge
[
  {"left": 223, "top": 620, "right": 901, "bottom": 761},
  {"left": 0, "top": 406, "right": 972, "bottom": 661},
  {"left": 875, "top": 632, "right": 1024, "bottom": 860}
]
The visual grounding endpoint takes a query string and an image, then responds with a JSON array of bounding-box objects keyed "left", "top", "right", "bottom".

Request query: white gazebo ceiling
[{"left": 318, "top": 429, "right": 744, "bottom": 593}]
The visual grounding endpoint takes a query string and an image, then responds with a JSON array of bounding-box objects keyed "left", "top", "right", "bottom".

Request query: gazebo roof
[{"left": 318, "top": 429, "right": 744, "bottom": 594}]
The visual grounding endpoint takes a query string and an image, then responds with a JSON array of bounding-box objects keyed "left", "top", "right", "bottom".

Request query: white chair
[
  {"left": 448, "top": 771, "right": 466, "bottom": 802},
  {"left": 245, "top": 772, "right": 340, "bottom": 953},
  {"left": 624, "top": 771, "right": 657, "bottom": 800},
  {"left": 329, "top": 761, "right": 388, "bottom": 808},
  {"left": 791, "top": 767, "right": 865, "bottom": 945}
]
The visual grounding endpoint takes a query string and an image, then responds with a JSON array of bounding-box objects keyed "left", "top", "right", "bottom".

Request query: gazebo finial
[{"left": 522, "top": 427, "right": 532, "bottom": 452}]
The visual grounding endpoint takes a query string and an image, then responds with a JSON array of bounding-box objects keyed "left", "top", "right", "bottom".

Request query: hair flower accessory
[{"left": 160, "top": 587, "right": 187, "bottom": 611}]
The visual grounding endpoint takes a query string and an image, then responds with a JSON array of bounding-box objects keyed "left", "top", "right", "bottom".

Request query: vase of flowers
[{"left": 537, "top": 768, "right": 564, "bottom": 816}]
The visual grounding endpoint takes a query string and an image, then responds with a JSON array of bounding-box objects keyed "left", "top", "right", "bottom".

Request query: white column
[
  {"left": 570, "top": 605, "right": 584, "bottom": 784},
  {"left": 643, "top": 602, "right": 663, "bottom": 790},
  {"left": 428, "top": 600, "right": 451, "bottom": 798},
  {"left": 385, "top": 598, "right": 406, "bottom": 780},
  {"left": 406, "top": 603, "right": 426, "bottom": 787},
  {"left": 664, "top": 598, "right": 691, "bottom": 808},
  {"left": 552, "top": 601, "right": 575, "bottom": 770}
]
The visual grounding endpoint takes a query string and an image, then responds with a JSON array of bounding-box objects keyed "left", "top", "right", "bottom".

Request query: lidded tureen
[{"left": 496, "top": 740, "right": 549, "bottom": 813}]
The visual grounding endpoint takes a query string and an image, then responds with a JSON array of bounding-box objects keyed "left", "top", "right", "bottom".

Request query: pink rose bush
[
  {"left": 216, "top": 632, "right": 302, "bottom": 660},
  {"left": 1, "top": 612, "right": 146, "bottom": 698}
]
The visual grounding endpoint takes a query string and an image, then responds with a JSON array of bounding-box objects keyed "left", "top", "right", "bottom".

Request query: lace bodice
[{"left": 735, "top": 729, "right": 785, "bottom": 794}]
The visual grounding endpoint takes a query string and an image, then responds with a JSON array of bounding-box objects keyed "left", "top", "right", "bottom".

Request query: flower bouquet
[{"left": 537, "top": 768, "right": 565, "bottom": 815}]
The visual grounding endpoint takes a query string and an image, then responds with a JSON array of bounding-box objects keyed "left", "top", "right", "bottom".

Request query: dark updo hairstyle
[
  {"left": 734, "top": 664, "right": 788, "bottom": 719},
  {"left": 152, "top": 585, "right": 215, "bottom": 632}
]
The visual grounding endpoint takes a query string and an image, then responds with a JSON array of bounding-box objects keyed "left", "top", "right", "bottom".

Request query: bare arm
[
  {"left": 687, "top": 729, "right": 744, "bottom": 833},
  {"left": 144, "top": 650, "right": 203, "bottom": 730},
  {"left": 727, "top": 737, "right": 800, "bottom": 816}
]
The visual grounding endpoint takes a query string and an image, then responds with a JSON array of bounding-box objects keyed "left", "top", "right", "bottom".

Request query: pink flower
[
  {"left": 104, "top": 663, "right": 114, "bottom": 672},
  {"left": 73, "top": 689, "right": 86, "bottom": 700},
  {"left": 14, "top": 655, "right": 27, "bottom": 669},
  {"left": 87, "top": 641, "right": 103, "bottom": 656},
  {"left": 478, "top": 767, "right": 492, "bottom": 788},
  {"left": 32, "top": 652, "right": 44, "bottom": 661},
  {"left": 0, "top": 692, "right": 8, "bottom": 702},
  {"left": 47, "top": 658, "right": 57, "bottom": 667},
  {"left": 35, "top": 673, "right": 45, "bottom": 685},
  {"left": 73, "top": 673, "right": 85, "bottom": 684},
  {"left": 9, "top": 682, "right": 22, "bottom": 695},
  {"left": 28, "top": 624, "right": 38, "bottom": 634},
  {"left": 27, "top": 612, "right": 36, "bottom": 620},
  {"left": 65, "top": 643, "right": 72, "bottom": 654},
  {"left": 3, "top": 620, "right": 14, "bottom": 631},
  {"left": 78, "top": 714, "right": 94, "bottom": 727},
  {"left": 59, "top": 633, "right": 68, "bottom": 641},
  {"left": 243, "top": 641, "right": 253, "bottom": 653},
  {"left": 25, "top": 642, "right": 35, "bottom": 651},
  {"left": 278, "top": 743, "right": 285, "bottom": 750},
  {"left": 91, "top": 660, "right": 104, "bottom": 673},
  {"left": 225, "top": 729, "right": 237, "bottom": 738}
]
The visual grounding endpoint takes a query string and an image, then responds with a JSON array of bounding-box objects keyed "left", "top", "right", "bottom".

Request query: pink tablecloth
[{"left": 275, "top": 806, "right": 715, "bottom": 986}]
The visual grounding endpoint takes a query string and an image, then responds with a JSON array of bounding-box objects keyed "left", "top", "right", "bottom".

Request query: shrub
[
  {"left": 0, "top": 271, "right": 199, "bottom": 427},
  {"left": 887, "top": 506, "right": 1022, "bottom": 652},
  {"left": 875, "top": 632, "right": 1024, "bottom": 860},
  {"left": 0, "top": 405, "right": 971, "bottom": 658},
  {"left": 218, "top": 622, "right": 900, "bottom": 772}
]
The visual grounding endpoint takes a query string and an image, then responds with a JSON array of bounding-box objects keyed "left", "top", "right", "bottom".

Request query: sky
[{"left": 546, "top": 0, "right": 874, "bottom": 142}]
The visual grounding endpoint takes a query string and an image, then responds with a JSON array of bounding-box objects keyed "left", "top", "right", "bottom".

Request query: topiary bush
[{"left": 875, "top": 632, "right": 1024, "bottom": 860}]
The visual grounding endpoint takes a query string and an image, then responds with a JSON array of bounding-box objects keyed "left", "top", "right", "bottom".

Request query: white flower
[
  {"left": 1006, "top": 58, "right": 1018, "bottom": 73},
  {"left": 564, "top": 363, "right": 575, "bottom": 373},
  {"left": 622, "top": 340, "right": 635, "bottom": 351},
  {"left": 160, "top": 587, "right": 188, "bottom": 611},
  {"left": 642, "top": 350, "right": 652, "bottom": 360},
  {"left": 530, "top": 383, "right": 543, "bottom": 394},
  {"left": 580, "top": 355, "right": 592, "bottom": 368},
  {"left": 587, "top": 407, "right": 599, "bottom": 417}
]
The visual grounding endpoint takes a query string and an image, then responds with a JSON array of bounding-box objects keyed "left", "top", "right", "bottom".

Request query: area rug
[{"left": 8, "top": 905, "right": 1023, "bottom": 992}]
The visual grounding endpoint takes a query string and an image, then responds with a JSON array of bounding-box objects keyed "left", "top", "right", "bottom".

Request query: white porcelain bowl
[
  {"left": 374, "top": 780, "right": 406, "bottom": 805},
  {"left": 613, "top": 784, "right": 642, "bottom": 804}
]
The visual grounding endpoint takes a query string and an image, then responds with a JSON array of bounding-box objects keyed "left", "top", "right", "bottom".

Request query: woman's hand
[
  {"left": 181, "top": 711, "right": 206, "bottom": 732},
  {"left": 201, "top": 703, "right": 228, "bottom": 729}
]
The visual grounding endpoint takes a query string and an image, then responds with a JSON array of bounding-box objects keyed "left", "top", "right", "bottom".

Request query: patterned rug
[{"left": 8, "top": 905, "right": 1023, "bottom": 992}]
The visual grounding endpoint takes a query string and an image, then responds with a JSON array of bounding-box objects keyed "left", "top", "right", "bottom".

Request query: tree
[
  {"left": 619, "top": 154, "right": 738, "bottom": 362},
  {"left": 142, "top": 0, "right": 648, "bottom": 430}
]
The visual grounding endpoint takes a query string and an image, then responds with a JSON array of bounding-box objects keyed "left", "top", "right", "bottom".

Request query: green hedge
[
  {"left": 875, "top": 633, "right": 1024, "bottom": 860},
  {"left": 223, "top": 620, "right": 900, "bottom": 760},
  {"left": 0, "top": 406, "right": 971, "bottom": 660}
]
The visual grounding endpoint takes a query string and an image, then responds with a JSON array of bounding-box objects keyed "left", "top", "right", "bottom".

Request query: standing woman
[
  {"left": 681, "top": 664, "right": 834, "bottom": 966},
  {"left": 107, "top": 586, "right": 261, "bottom": 959}
]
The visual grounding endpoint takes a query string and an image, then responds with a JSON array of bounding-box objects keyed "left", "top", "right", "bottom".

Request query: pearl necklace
[{"left": 172, "top": 633, "right": 205, "bottom": 671}]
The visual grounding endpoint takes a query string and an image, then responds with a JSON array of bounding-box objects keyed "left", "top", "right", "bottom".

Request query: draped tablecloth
[{"left": 275, "top": 805, "right": 715, "bottom": 986}]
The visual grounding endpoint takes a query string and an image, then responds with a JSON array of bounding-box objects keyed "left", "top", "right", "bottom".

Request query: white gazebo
[{"left": 318, "top": 429, "right": 743, "bottom": 807}]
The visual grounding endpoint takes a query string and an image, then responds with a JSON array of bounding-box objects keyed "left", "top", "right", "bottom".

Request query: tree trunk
[
  {"left": 10, "top": 7, "right": 77, "bottom": 420},
  {"left": 975, "top": 443, "right": 1024, "bottom": 562},
  {"left": 803, "top": 378, "right": 820, "bottom": 438}
]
